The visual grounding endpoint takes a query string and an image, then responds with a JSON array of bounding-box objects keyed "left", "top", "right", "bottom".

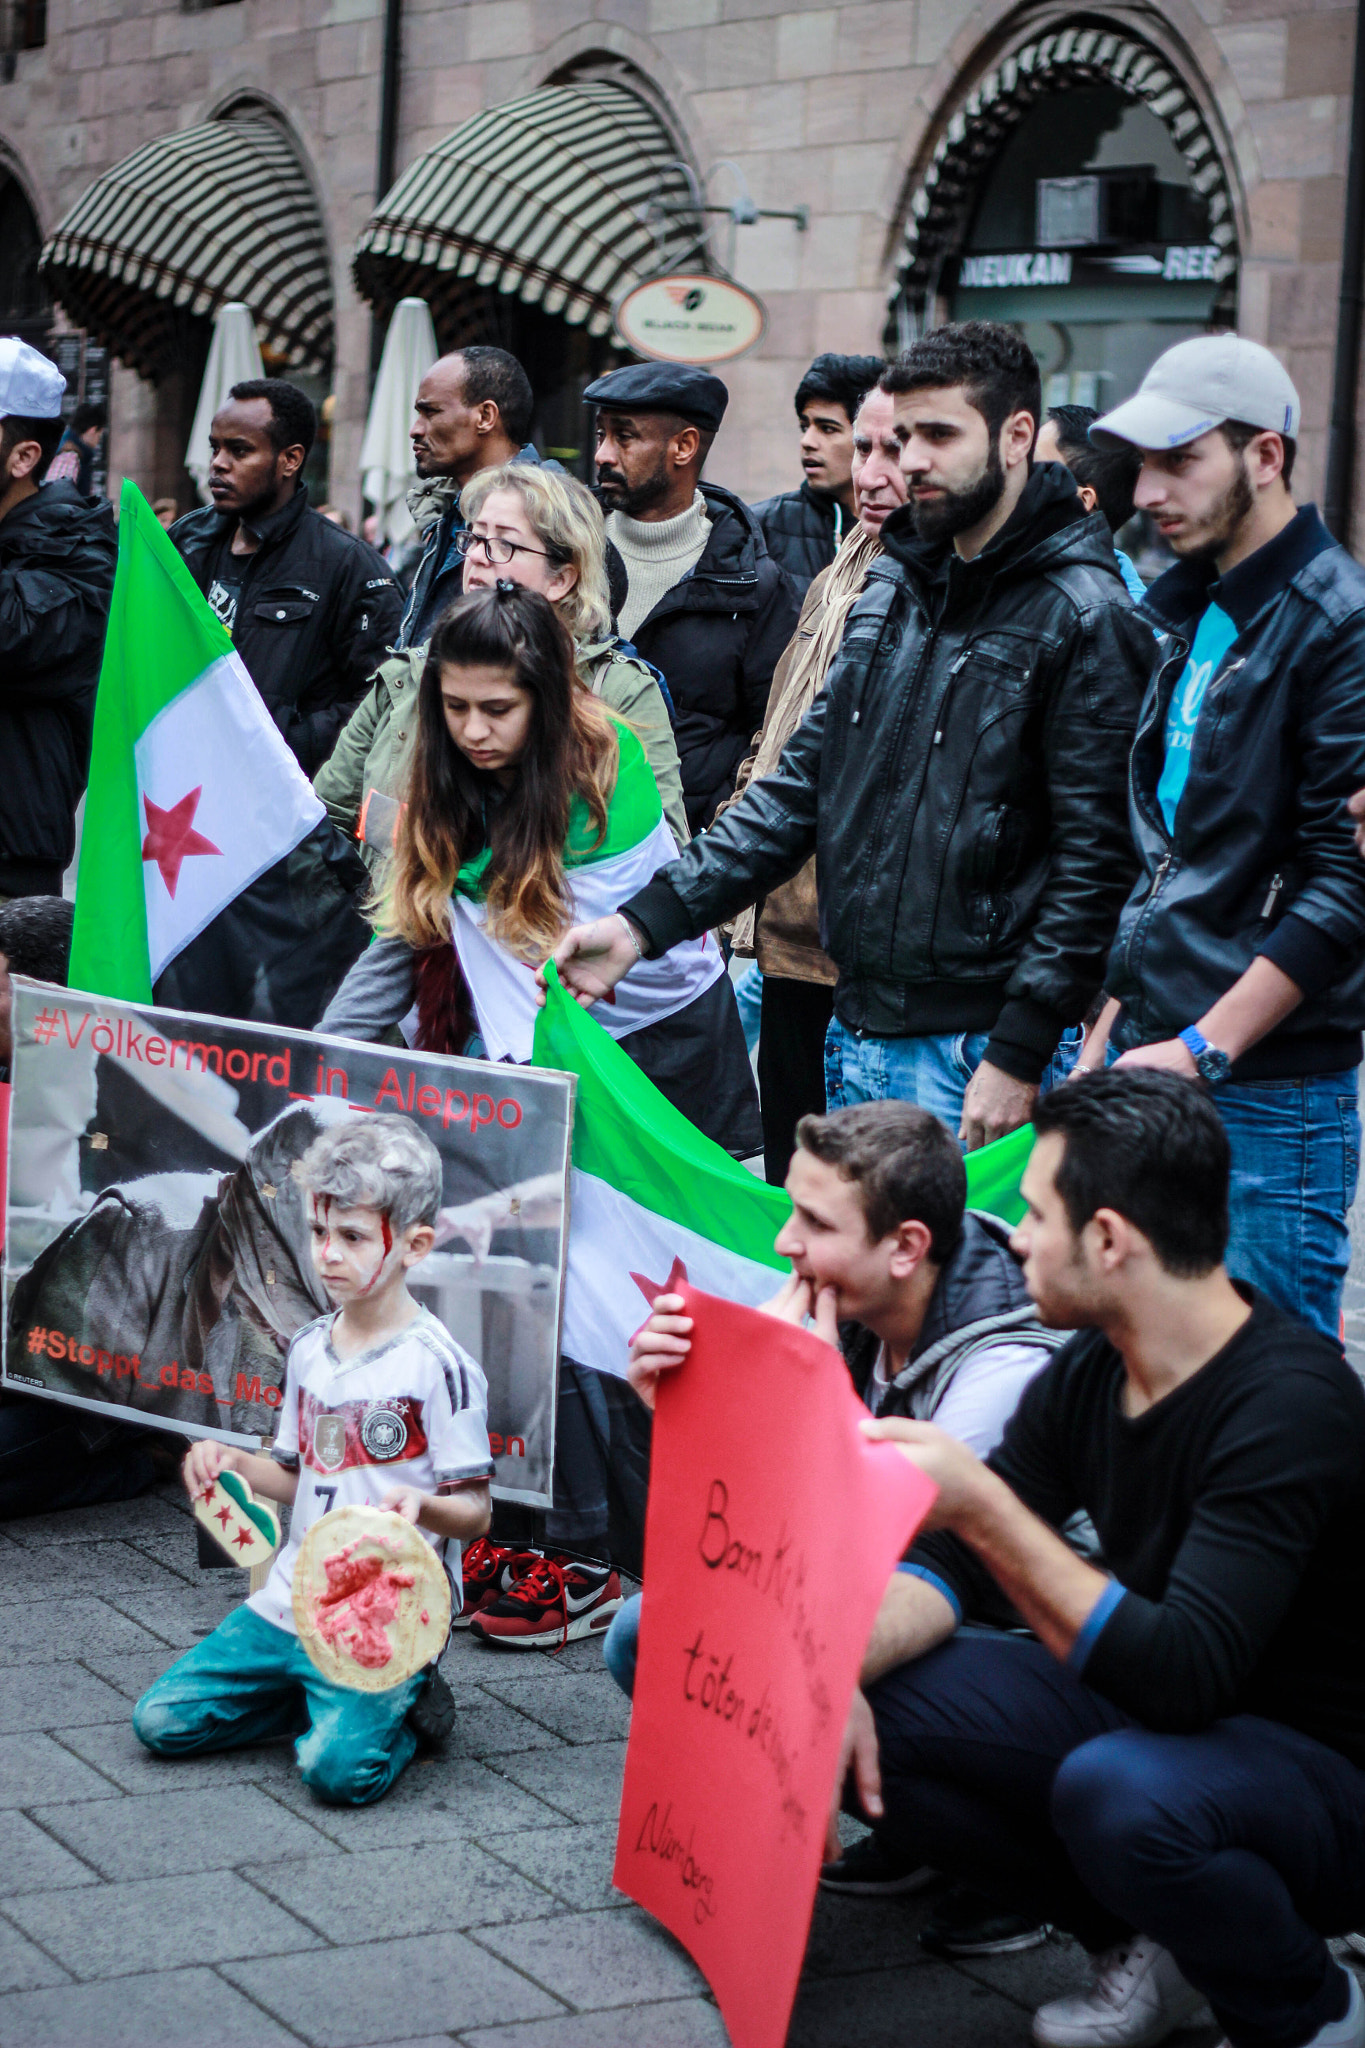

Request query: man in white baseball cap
[
  {"left": 1073, "top": 331, "right": 1365, "bottom": 1367},
  {"left": 1091, "top": 331, "right": 1300, "bottom": 460},
  {"left": 0, "top": 335, "right": 116, "bottom": 899}
]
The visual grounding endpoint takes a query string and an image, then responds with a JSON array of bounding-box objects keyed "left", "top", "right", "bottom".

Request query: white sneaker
[
  {"left": 1032, "top": 1935, "right": 1205, "bottom": 2048},
  {"left": 1216, "top": 1968, "right": 1365, "bottom": 2048}
]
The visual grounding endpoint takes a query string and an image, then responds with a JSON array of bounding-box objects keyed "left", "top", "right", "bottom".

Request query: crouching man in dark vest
[{"left": 606, "top": 1097, "right": 1067, "bottom": 1953}]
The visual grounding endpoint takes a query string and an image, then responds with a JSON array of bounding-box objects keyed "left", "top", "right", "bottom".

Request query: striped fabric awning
[
  {"left": 354, "top": 81, "right": 704, "bottom": 338},
  {"left": 39, "top": 118, "right": 333, "bottom": 379}
]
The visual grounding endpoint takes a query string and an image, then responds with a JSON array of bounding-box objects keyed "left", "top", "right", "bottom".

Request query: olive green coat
[{"left": 314, "top": 637, "right": 688, "bottom": 871}]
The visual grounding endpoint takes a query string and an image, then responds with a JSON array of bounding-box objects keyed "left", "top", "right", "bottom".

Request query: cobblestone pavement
[
  {"left": 3, "top": 1173, "right": 1364, "bottom": 2048},
  {"left": 0, "top": 1483, "right": 1119, "bottom": 2047}
]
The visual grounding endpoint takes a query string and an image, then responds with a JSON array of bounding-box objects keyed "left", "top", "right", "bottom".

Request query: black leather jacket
[
  {"left": 1107, "top": 505, "right": 1365, "bottom": 1080},
  {"left": 627, "top": 464, "right": 1154, "bottom": 1083},
  {"left": 171, "top": 486, "right": 402, "bottom": 775},
  {"left": 750, "top": 480, "right": 847, "bottom": 599},
  {"left": 0, "top": 479, "right": 116, "bottom": 888}
]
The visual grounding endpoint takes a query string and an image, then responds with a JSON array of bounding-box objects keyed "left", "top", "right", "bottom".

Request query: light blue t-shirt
[
  {"left": 1114, "top": 548, "right": 1148, "bottom": 603},
  {"left": 1156, "top": 601, "right": 1237, "bottom": 836}
]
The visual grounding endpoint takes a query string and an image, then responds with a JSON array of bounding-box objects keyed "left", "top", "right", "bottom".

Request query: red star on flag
[
  {"left": 233, "top": 1525, "right": 256, "bottom": 1551},
  {"left": 142, "top": 787, "right": 221, "bottom": 899},
  {"left": 627, "top": 1256, "right": 689, "bottom": 1345},
  {"left": 215, "top": 1505, "right": 234, "bottom": 1530}
]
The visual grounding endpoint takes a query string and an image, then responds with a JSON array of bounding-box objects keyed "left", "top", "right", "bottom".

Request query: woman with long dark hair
[
  {"left": 314, "top": 465, "right": 686, "bottom": 868},
  {"left": 319, "top": 584, "right": 759, "bottom": 1575}
]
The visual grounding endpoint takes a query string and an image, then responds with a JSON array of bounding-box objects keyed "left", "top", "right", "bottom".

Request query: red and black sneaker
[
  {"left": 454, "top": 1536, "right": 538, "bottom": 1629},
  {"left": 468, "top": 1552, "right": 622, "bottom": 1650}
]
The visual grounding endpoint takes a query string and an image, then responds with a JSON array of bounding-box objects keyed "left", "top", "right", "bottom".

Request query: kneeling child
[{"left": 133, "top": 1115, "right": 493, "bottom": 1805}]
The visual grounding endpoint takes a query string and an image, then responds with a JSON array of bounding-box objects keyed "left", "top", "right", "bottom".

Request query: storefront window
[{"left": 949, "top": 85, "right": 1230, "bottom": 415}]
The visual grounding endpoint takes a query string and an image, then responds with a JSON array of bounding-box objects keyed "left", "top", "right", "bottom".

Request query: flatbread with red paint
[{"left": 292, "top": 1504, "right": 451, "bottom": 1692}]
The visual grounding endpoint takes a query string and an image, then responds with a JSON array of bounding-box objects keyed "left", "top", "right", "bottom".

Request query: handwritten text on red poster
[{"left": 614, "top": 1285, "right": 936, "bottom": 2048}]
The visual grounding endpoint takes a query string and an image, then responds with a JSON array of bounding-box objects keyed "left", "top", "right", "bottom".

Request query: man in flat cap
[
  {"left": 0, "top": 337, "right": 116, "bottom": 903},
  {"left": 585, "top": 362, "right": 799, "bottom": 834}
]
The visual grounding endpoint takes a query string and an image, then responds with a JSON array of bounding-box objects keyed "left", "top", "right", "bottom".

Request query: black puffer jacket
[
  {"left": 1108, "top": 505, "right": 1365, "bottom": 1080},
  {"left": 0, "top": 479, "right": 117, "bottom": 889},
  {"left": 750, "top": 481, "right": 847, "bottom": 599},
  {"left": 627, "top": 482, "right": 799, "bottom": 833},
  {"left": 625, "top": 464, "right": 1155, "bottom": 1082},
  {"left": 170, "top": 485, "right": 402, "bottom": 775}
]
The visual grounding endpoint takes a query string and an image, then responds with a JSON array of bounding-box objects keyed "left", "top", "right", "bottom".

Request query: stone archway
[
  {"left": 887, "top": 18, "right": 1239, "bottom": 337},
  {"left": 0, "top": 148, "right": 50, "bottom": 350}
]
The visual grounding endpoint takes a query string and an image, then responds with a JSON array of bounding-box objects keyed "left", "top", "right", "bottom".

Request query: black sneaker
[
  {"left": 407, "top": 1665, "right": 457, "bottom": 1753},
  {"left": 919, "top": 1884, "right": 1048, "bottom": 1956},
  {"left": 818, "top": 1835, "right": 937, "bottom": 1897}
]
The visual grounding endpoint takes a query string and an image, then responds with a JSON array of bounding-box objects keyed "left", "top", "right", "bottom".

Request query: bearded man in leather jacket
[{"left": 546, "top": 324, "right": 1155, "bottom": 1154}]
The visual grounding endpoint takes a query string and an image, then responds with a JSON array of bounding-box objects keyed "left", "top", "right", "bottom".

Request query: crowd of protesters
[{"left": 6, "top": 307, "right": 1365, "bottom": 2048}]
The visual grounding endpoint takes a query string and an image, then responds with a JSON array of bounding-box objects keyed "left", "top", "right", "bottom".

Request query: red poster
[{"left": 614, "top": 1283, "right": 937, "bottom": 2048}]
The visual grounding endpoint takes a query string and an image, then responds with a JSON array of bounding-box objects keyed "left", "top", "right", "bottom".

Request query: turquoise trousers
[{"left": 133, "top": 1601, "right": 423, "bottom": 1806}]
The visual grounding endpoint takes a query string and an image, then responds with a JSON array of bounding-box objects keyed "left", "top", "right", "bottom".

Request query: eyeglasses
[{"left": 454, "top": 530, "right": 554, "bottom": 566}]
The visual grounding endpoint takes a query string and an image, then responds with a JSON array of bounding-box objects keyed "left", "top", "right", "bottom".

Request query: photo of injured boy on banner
[{"left": 1, "top": 983, "right": 572, "bottom": 1504}]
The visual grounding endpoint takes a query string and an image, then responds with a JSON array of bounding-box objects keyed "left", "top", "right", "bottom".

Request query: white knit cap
[{"left": 0, "top": 336, "right": 66, "bottom": 420}]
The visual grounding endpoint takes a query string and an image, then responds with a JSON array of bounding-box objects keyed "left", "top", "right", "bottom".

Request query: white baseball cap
[
  {"left": 1091, "top": 335, "right": 1300, "bottom": 453},
  {"left": 0, "top": 336, "right": 67, "bottom": 420}
]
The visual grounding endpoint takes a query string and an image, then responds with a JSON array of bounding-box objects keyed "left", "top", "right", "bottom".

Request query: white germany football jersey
[{"left": 248, "top": 1305, "right": 493, "bottom": 1637}]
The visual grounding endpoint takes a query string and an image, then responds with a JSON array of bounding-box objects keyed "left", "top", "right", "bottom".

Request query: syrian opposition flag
[
  {"left": 534, "top": 964, "right": 791, "bottom": 1378},
  {"left": 450, "top": 721, "right": 722, "bottom": 1064},
  {"left": 533, "top": 966, "right": 1037, "bottom": 1380},
  {"left": 69, "top": 482, "right": 337, "bottom": 1007}
]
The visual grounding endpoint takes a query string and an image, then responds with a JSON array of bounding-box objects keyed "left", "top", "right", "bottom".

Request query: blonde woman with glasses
[{"left": 315, "top": 465, "right": 687, "bottom": 865}]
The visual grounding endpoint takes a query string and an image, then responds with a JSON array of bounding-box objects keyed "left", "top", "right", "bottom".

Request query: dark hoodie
[
  {"left": 0, "top": 478, "right": 117, "bottom": 892},
  {"left": 625, "top": 463, "right": 1156, "bottom": 1080},
  {"left": 625, "top": 481, "right": 799, "bottom": 833}
]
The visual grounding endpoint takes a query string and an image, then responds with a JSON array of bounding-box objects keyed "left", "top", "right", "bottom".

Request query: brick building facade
[{"left": 1, "top": 0, "right": 1359, "bottom": 532}]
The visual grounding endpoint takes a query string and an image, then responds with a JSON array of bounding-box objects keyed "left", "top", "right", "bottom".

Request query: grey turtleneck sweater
[{"left": 606, "top": 490, "right": 711, "bottom": 640}]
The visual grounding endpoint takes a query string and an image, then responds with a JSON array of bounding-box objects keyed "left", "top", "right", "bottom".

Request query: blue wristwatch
[{"left": 1178, "top": 1024, "right": 1232, "bottom": 1085}]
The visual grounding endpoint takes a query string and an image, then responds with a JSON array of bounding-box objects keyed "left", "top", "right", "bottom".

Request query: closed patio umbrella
[
  {"left": 359, "top": 296, "right": 438, "bottom": 544},
  {"left": 184, "top": 302, "right": 265, "bottom": 501}
]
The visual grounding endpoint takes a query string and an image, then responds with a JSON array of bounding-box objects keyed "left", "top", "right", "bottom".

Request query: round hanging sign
[{"left": 612, "top": 273, "right": 767, "bottom": 365}]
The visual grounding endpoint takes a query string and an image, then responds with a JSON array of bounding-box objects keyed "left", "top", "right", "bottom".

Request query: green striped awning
[
  {"left": 38, "top": 117, "right": 333, "bottom": 378},
  {"left": 354, "top": 81, "right": 704, "bottom": 338}
]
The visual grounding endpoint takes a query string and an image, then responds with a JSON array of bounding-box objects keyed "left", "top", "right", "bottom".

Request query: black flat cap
[{"left": 582, "top": 362, "right": 728, "bottom": 434}]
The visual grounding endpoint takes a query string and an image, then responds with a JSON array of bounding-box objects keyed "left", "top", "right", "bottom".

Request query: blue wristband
[{"left": 1066, "top": 1578, "right": 1127, "bottom": 1674}]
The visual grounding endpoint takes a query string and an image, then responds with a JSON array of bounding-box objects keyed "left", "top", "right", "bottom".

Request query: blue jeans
[
  {"left": 823, "top": 1019, "right": 1083, "bottom": 1136},
  {"left": 133, "top": 1602, "right": 424, "bottom": 1806},
  {"left": 732, "top": 963, "right": 763, "bottom": 1055},
  {"left": 602, "top": 1590, "right": 642, "bottom": 1698},
  {"left": 1215, "top": 1071, "right": 1360, "bottom": 1345},
  {"left": 867, "top": 1631, "right": 1365, "bottom": 2048}
]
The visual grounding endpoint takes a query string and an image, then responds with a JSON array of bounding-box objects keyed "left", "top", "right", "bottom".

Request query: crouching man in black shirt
[{"left": 841, "top": 1068, "right": 1365, "bottom": 2048}]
